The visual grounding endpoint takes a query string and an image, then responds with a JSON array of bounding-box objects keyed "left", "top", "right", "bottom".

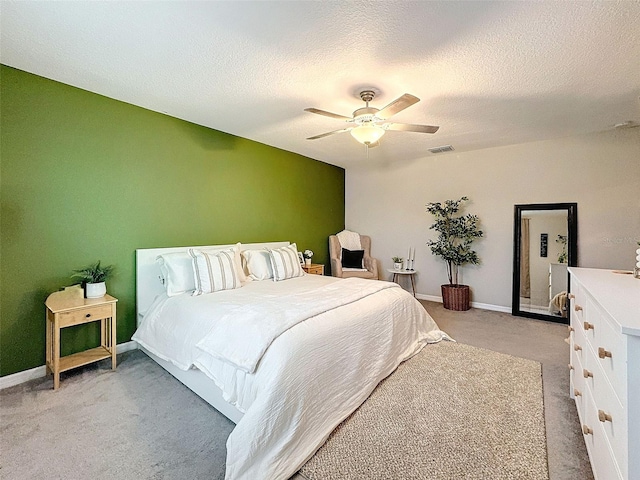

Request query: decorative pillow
[
  {"left": 156, "top": 252, "right": 196, "bottom": 296},
  {"left": 242, "top": 249, "right": 273, "bottom": 281},
  {"left": 269, "top": 243, "right": 305, "bottom": 281},
  {"left": 342, "top": 248, "right": 365, "bottom": 269},
  {"left": 201, "top": 243, "right": 247, "bottom": 284},
  {"left": 189, "top": 248, "right": 242, "bottom": 295}
]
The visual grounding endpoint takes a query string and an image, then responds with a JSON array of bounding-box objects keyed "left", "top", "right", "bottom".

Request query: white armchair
[{"left": 329, "top": 233, "right": 379, "bottom": 280}]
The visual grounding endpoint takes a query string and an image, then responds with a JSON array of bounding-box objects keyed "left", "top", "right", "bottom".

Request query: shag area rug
[{"left": 300, "top": 341, "right": 549, "bottom": 480}]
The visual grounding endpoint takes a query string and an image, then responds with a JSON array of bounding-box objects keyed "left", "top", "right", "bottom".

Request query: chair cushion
[
  {"left": 342, "top": 248, "right": 364, "bottom": 269},
  {"left": 342, "top": 269, "right": 376, "bottom": 279}
]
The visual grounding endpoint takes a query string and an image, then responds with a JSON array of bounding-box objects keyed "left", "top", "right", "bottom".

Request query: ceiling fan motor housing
[{"left": 352, "top": 107, "right": 379, "bottom": 125}]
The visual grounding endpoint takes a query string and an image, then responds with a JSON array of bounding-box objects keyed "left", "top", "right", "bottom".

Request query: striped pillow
[
  {"left": 189, "top": 248, "right": 241, "bottom": 295},
  {"left": 268, "top": 243, "right": 305, "bottom": 281}
]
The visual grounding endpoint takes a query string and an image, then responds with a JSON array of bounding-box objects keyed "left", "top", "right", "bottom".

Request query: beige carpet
[{"left": 300, "top": 341, "right": 549, "bottom": 480}]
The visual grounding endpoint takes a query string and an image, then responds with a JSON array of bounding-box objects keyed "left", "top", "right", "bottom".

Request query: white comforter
[{"left": 133, "top": 275, "right": 449, "bottom": 480}]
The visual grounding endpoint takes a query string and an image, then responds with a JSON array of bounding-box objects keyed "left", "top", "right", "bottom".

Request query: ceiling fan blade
[
  {"left": 307, "top": 127, "right": 354, "bottom": 140},
  {"left": 304, "top": 108, "right": 352, "bottom": 121},
  {"left": 385, "top": 122, "right": 439, "bottom": 134},
  {"left": 376, "top": 93, "right": 420, "bottom": 120}
]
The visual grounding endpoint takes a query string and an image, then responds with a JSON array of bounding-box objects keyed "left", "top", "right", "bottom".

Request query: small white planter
[
  {"left": 85, "top": 282, "right": 106, "bottom": 298},
  {"left": 393, "top": 262, "right": 403, "bottom": 271},
  {"left": 305, "top": 258, "right": 312, "bottom": 266}
]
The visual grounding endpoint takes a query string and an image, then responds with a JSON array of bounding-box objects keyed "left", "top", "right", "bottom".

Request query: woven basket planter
[{"left": 441, "top": 284, "right": 470, "bottom": 311}]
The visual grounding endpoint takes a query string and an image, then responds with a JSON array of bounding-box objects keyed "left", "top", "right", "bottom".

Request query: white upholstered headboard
[{"left": 135, "top": 241, "right": 289, "bottom": 325}]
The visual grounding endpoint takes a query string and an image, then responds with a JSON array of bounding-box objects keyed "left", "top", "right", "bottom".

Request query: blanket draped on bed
[
  {"left": 196, "top": 278, "right": 396, "bottom": 373},
  {"left": 133, "top": 275, "right": 450, "bottom": 480}
]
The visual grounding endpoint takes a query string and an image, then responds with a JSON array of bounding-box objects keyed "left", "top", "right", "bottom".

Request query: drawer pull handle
[
  {"left": 598, "top": 410, "right": 613, "bottom": 423},
  {"left": 574, "top": 344, "right": 582, "bottom": 352},
  {"left": 575, "top": 305, "right": 583, "bottom": 312},
  {"left": 568, "top": 364, "right": 574, "bottom": 370},
  {"left": 567, "top": 325, "right": 574, "bottom": 332},
  {"left": 85, "top": 313, "right": 91, "bottom": 318},
  {"left": 574, "top": 388, "right": 582, "bottom": 397},
  {"left": 582, "top": 425, "right": 593, "bottom": 435},
  {"left": 583, "top": 369, "right": 593, "bottom": 378},
  {"left": 583, "top": 321, "right": 594, "bottom": 331},
  {"left": 568, "top": 293, "right": 575, "bottom": 300},
  {"left": 598, "top": 347, "right": 612, "bottom": 359}
]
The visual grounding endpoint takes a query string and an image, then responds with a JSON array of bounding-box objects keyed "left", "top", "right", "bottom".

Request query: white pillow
[
  {"left": 242, "top": 249, "right": 273, "bottom": 280},
  {"left": 156, "top": 252, "right": 196, "bottom": 296},
  {"left": 269, "top": 243, "right": 305, "bottom": 281},
  {"left": 189, "top": 248, "right": 242, "bottom": 295},
  {"left": 201, "top": 243, "right": 247, "bottom": 284}
]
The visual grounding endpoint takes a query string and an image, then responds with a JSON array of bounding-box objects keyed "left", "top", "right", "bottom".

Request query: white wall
[{"left": 345, "top": 128, "right": 640, "bottom": 309}]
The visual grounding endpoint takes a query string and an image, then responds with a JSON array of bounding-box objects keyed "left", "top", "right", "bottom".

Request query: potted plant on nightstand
[
  {"left": 72, "top": 260, "right": 114, "bottom": 298},
  {"left": 392, "top": 256, "right": 403, "bottom": 270},
  {"left": 426, "top": 197, "right": 483, "bottom": 311},
  {"left": 303, "top": 249, "right": 314, "bottom": 266}
]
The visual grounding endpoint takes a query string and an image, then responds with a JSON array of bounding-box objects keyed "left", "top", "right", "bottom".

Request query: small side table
[
  {"left": 387, "top": 269, "right": 417, "bottom": 297},
  {"left": 45, "top": 287, "right": 118, "bottom": 390},
  {"left": 303, "top": 263, "right": 324, "bottom": 275}
]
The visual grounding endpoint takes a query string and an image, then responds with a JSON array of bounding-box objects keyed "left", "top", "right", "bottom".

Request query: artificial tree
[{"left": 426, "top": 196, "right": 483, "bottom": 310}]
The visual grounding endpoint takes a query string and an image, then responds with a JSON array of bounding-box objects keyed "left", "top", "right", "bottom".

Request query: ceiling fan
[{"left": 305, "top": 90, "right": 439, "bottom": 148}]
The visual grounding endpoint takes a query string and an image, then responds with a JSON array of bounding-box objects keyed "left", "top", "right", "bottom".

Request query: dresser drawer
[
  {"left": 570, "top": 280, "right": 587, "bottom": 320},
  {"left": 587, "top": 357, "right": 628, "bottom": 473},
  {"left": 582, "top": 390, "right": 624, "bottom": 480},
  {"left": 572, "top": 320, "right": 587, "bottom": 363},
  {"left": 58, "top": 304, "right": 114, "bottom": 328},
  {"left": 585, "top": 297, "right": 627, "bottom": 402},
  {"left": 570, "top": 345, "right": 586, "bottom": 418},
  {"left": 571, "top": 299, "right": 586, "bottom": 329}
]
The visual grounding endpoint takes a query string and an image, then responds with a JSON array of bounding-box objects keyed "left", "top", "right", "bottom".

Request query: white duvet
[{"left": 133, "top": 275, "right": 450, "bottom": 480}]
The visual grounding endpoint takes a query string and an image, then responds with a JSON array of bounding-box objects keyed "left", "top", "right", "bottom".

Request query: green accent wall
[{"left": 0, "top": 65, "right": 345, "bottom": 377}]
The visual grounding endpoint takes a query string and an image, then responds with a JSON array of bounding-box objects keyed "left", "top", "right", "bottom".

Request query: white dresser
[{"left": 568, "top": 267, "right": 640, "bottom": 480}]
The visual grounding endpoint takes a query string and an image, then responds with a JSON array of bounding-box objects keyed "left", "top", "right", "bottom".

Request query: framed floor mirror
[{"left": 512, "top": 203, "right": 577, "bottom": 323}]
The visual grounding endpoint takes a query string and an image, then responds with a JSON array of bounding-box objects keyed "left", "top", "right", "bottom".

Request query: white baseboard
[
  {"left": 416, "top": 293, "right": 511, "bottom": 314},
  {"left": 0, "top": 341, "right": 138, "bottom": 390},
  {"left": 416, "top": 293, "right": 442, "bottom": 303},
  {"left": 116, "top": 341, "right": 139, "bottom": 354},
  {"left": 470, "top": 302, "right": 512, "bottom": 313},
  {"left": 0, "top": 365, "right": 48, "bottom": 390}
]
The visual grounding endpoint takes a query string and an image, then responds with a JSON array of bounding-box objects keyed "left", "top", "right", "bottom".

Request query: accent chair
[{"left": 329, "top": 234, "right": 379, "bottom": 280}]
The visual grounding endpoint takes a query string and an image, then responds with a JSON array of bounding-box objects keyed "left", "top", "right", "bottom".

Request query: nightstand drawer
[
  {"left": 59, "top": 304, "right": 114, "bottom": 328},
  {"left": 303, "top": 264, "right": 324, "bottom": 275}
]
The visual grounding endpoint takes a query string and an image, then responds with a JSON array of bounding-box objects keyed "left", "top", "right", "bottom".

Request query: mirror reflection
[{"left": 512, "top": 203, "right": 577, "bottom": 323}]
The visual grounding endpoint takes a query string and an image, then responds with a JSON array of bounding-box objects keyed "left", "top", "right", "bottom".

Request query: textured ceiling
[{"left": 2, "top": 1, "right": 639, "bottom": 169}]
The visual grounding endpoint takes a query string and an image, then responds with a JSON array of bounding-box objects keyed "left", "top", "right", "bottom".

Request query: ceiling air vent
[{"left": 428, "top": 145, "right": 454, "bottom": 154}]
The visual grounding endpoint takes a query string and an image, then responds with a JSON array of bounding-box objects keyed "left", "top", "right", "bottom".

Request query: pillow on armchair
[{"left": 341, "top": 248, "right": 364, "bottom": 269}]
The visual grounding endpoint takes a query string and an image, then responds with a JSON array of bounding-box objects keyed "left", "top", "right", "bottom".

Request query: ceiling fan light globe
[{"left": 350, "top": 125, "right": 385, "bottom": 145}]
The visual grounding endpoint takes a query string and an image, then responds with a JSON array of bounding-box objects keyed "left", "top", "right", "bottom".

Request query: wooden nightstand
[
  {"left": 45, "top": 287, "right": 117, "bottom": 390},
  {"left": 302, "top": 263, "right": 324, "bottom": 275}
]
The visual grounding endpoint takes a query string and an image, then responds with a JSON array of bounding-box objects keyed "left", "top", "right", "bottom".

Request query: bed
[{"left": 133, "top": 241, "right": 449, "bottom": 480}]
